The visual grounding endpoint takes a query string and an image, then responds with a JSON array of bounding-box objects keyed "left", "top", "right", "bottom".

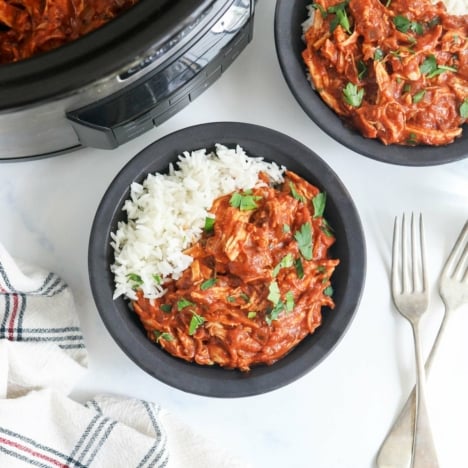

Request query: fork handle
[
  {"left": 377, "top": 313, "right": 449, "bottom": 468},
  {"left": 412, "top": 320, "right": 439, "bottom": 468}
]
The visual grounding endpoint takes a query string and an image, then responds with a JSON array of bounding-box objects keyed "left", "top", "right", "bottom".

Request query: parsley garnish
[
  {"left": 324, "top": 286, "right": 334, "bottom": 297},
  {"left": 393, "top": 15, "right": 423, "bottom": 35},
  {"left": 343, "top": 82, "right": 364, "bottom": 107},
  {"left": 229, "top": 190, "right": 262, "bottom": 211},
  {"left": 312, "top": 192, "right": 326, "bottom": 218},
  {"left": 204, "top": 217, "right": 215, "bottom": 232},
  {"left": 285, "top": 291, "right": 295, "bottom": 312},
  {"left": 295, "top": 257, "right": 304, "bottom": 279},
  {"left": 200, "top": 278, "right": 217, "bottom": 290},
  {"left": 272, "top": 253, "right": 294, "bottom": 277},
  {"left": 357, "top": 60, "right": 367, "bottom": 80},
  {"left": 460, "top": 99, "right": 468, "bottom": 119},
  {"left": 374, "top": 48, "right": 384, "bottom": 61},
  {"left": 177, "top": 298, "right": 195, "bottom": 311},
  {"left": 188, "top": 313, "right": 206, "bottom": 335},
  {"left": 283, "top": 224, "right": 291, "bottom": 233},
  {"left": 127, "top": 273, "right": 143, "bottom": 290},
  {"left": 160, "top": 304, "right": 172, "bottom": 313},
  {"left": 412, "top": 90, "right": 426, "bottom": 103},
  {"left": 153, "top": 330, "right": 174, "bottom": 343},
  {"left": 152, "top": 274, "right": 162, "bottom": 284},
  {"left": 294, "top": 222, "right": 313, "bottom": 260},
  {"left": 289, "top": 182, "right": 306, "bottom": 202},
  {"left": 268, "top": 281, "right": 281, "bottom": 305},
  {"left": 420, "top": 55, "right": 457, "bottom": 78},
  {"left": 247, "top": 311, "right": 257, "bottom": 319},
  {"left": 328, "top": 0, "right": 351, "bottom": 34}
]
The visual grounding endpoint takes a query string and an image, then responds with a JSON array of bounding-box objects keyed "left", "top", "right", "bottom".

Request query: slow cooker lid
[{"left": 0, "top": 0, "right": 219, "bottom": 109}]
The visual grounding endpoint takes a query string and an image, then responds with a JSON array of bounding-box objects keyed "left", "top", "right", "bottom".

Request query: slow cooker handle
[{"left": 67, "top": 0, "right": 254, "bottom": 150}]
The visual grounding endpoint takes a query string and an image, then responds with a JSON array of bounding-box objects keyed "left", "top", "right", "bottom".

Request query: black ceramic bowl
[
  {"left": 274, "top": 0, "right": 468, "bottom": 166},
  {"left": 88, "top": 122, "right": 366, "bottom": 397}
]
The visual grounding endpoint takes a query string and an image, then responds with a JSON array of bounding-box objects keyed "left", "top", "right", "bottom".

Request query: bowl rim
[
  {"left": 88, "top": 121, "right": 366, "bottom": 397},
  {"left": 274, "top": 0, "right": 468, "bottom": 167}
]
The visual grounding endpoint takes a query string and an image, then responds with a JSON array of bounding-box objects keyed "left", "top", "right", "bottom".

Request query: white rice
[
  {"left": 437, "top": 0, "right": 468, "bottom": 15},
  {"left": 111, "top": 144, "right": 285, "bottom": 301}
]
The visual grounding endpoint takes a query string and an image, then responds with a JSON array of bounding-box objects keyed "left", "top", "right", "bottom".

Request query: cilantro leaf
[
  {"left": 153, "top": 330, "right": 174, "bottom": 343},
  {"left": 285, "top": 291, "right": 295, "bottom": 312},
  {"left": 200, "top": 278, "right": 217, "bottom": 290},
  {"left": 204, "top": 217, "right": 215, "bottom": 232},
  {"left": 312, "top": 192, "right": 326, "bottom": 218},
  {"left": 247, "top": 311, "right": 257, "bottom": 319},
  {"left": 127, "top": 273, "right": 143, "bottom": 290},
  {"left": 289, "top": 182, "right": 306, "bottom": 202},
  {"left": 324, "top": 286, "right": 334, "bottom": 297},
  {"left": 188, "top": 313, "right": 206, "bottom": 335},
  {"left": 343, "top": 82, "right": 364, "bottom": 107},
  {"left": 160, "top": 304, "right": 172, "bottom": 313},
  {"left": 295, "top": 257, "right": 304, "bottom": 279},
  {"left": 268, "top": 281, "right": 281, "bottom": 305},
  {"left": 272, "top": 253, "right": 294, "bottom": 277},
  {"left": 177, "top": 298, "right": 195, "bottom": 311},
  {"left": 393, "top": 15, "right": 423, "bottom": 35},
  {"left": 412, "top": 90, "right": 426, "bottom": 103},
  {"left": 229, "top": 190, "right": 262, "bottom": 211},
  {"left": 420, "top": 54, "right": 437, "bottom": 75},
  {"left": 461, "top": 99, "right": 468, "bottom": 119},
  {"left": 294, "top": 222, "right": 313, "bottom": 260}
]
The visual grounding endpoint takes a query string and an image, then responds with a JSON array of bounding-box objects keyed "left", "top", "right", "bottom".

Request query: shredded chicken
[
  {"left": 132, "top": 171, "right": 339, "bottom": 372},
  {"left": 302, "top": 0, "right": 468, "bottom": 146},
  {"left": 0, "top": 0, "right": 139, "bottom": 63}
]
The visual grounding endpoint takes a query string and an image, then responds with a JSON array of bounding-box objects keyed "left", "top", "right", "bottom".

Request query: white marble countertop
[{"left": 1, "top": 1, "right": 467, "bottom": 467}]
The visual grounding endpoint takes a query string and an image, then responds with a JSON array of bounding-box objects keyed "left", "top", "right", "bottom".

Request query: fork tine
[
  {"left": 441, "top": 221, "right": 468, "bottom": 279},
  {"left": 418, "top": 213, "right": 427, "bottom": 292},
  {"left": 402, "top": 214, "right": 410, "bottom": 293}
]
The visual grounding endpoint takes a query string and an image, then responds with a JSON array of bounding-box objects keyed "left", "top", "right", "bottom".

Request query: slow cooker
[{"left": 0, "top": 0, "right": 254, "bottom": 160}]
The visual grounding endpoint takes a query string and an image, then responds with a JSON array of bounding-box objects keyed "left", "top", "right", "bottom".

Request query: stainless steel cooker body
[{"left": 0, "top": 0, "right": 254, "bottom": 160}]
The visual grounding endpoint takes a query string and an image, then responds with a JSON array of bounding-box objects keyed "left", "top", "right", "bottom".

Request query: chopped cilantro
[
  {"left": 357, "top": 60, "right": 367, "bottom": 80},
  {"left": 204, "top": 217, "right": 215, "bottom": 232},
  {"left": 188, "top": 313, "right": 206, "bottom": 335},
  {"left": 160, "top": 304, "right": 172, "bottom": 313},
  {"left": 393, "top": 15, "right": 423, "bottom": 35},
  {"left": 289, "top": 182, "right": 306, "bottom": 202},
  {"left": 229, "top": 190, "right": 262, "bottom": 211},
  {"left": 153, "top": 330, "right": 174, "bottom": 343},
  {"left": 268, "top": 281, "right": 281, "bottom": 305},
  {"left": 374, "top": 48, "right": 384, "bottom": 61},
  {"left": 412, "top": 90, "right": 426, "bottom": 103},
  {"left": 420, "top": 55, "right": 457, "bottom": 78},
  {"left": 272, "top": 253, "right": 294, "bottom": 277},
  {"left": 312, "top": 192, "right": 326, "bottom": 218},
  {"left": 295, "top": 257, "right": 305, "bottom": 279},
  {"left": 247, "top": 311, "right": 257, "bottom": 319},
  {"left": 201, "top": 278, "right": 217, "bottom": 290},
  {"left": 177, "top": 298, "right": 195, "bottom": 311},
  {"left": 294, "top": 222, "right": 313, "bottom": 260},
  {"left": 460, "top": 99, "right": 468, "bottom": 119},
  {"left": 285, "top": 291, "right": 295, "bottom": 312},
  {"left": 324, "top": 286, "right": 334, "bottom": 297},
  {"left": 328, "top": 0, "right": 351, "bottom": 34},
  {"left": 127, "top": 273, "right": 143, "bottom": 290},
  {"left": 343, "top": 82, "right": 364, "bottom": 107}
]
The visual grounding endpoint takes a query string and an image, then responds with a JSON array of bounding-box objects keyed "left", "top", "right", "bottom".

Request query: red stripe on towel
[
  {"left": 7, "top": 294, "right": 19, "bottom": 341},
  {"left": 0, "top": 436, "right": 69, "bottom": 467}
]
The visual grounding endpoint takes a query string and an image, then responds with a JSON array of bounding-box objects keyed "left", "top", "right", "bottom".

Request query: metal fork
[
  {"left": 387, "top": 213, "right": 439, "bottom": 468},
  {"left": 377, "top": 220, "right": 468, "bottom": 468}
]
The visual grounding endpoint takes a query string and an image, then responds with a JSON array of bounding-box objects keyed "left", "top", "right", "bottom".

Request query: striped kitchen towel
[{"left": 0, "top": 243, "right": 250, "bottom": 468}]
